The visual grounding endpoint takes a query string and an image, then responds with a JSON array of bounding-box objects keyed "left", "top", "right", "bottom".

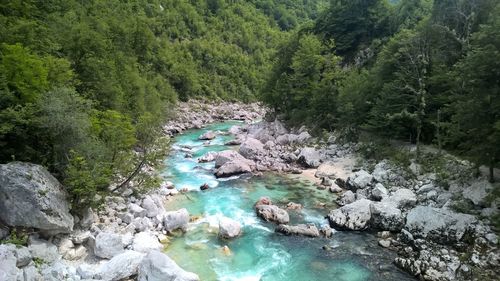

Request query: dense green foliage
[
  {"left": 264, "top": 0, "right": 500, "bottom": 181},
  {"left": 1, "top": 0, "right": 499, "bottom": 209},
  {"left": 0, "top": 0, "right": 324, "bottom": 209}
]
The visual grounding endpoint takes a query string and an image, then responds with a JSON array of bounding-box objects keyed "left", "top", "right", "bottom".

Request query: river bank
[
  {"left": 0, "top": 100, "right": 498, "bottom": 281},
  {"left": 162, "top": 100, "right": 499, "bottom": 281}
]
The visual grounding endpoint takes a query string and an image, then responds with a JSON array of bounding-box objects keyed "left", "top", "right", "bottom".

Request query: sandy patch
[{"left": 297, "top": 156, "right": 356, "bottom": 184}]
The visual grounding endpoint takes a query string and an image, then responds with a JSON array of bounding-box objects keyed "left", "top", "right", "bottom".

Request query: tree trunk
[
  {"left": 489, "top": 162, "right": 495, "bottom": 183},
  {"left": 111, "top": 153, "right": 147, "bottom": 192}
]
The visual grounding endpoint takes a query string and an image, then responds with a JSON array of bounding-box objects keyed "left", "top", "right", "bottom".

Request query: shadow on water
[{"left": 161, "top": 121, "right": 416, "bottom": 281}]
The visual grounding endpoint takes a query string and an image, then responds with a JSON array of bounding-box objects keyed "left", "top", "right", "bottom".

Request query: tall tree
[{"left": 451, "top": 5, "right": 500, "bottom": 182}]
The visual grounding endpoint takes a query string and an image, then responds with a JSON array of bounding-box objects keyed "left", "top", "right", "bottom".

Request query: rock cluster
[
  {"left": 323, "top": 160, "right": 499, "bottom": 281},
  {"left": 163, "top": 100, "right": 266, "bottom": 136},
  {"left": 0, "top": 161, "right": 199, "bottom": 281}
]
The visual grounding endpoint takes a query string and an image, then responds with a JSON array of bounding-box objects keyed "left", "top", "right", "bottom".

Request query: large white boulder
[
  {"left": 41, "top": 261, "right": 78, "bottom": 281},
  {"left": 141, "top": 195, "right": 166, "bottom": 218},
  {"left": 218, "top": 217, "right": 242, "bottom": 239},
  {"left": 239, "top": 137, "right": 265, "bottom": 159},
  {"left": 346, "top": 170, "right": 373, "bottom": 191},
  {"left": 405, "top": 206, "right": 478, "bottom": 244},
  {"left": 28, "top": 237, "right": 61, "bottom": 263},
  {"left": 94, "top": 232, "right": 126, "bottom": 259},
  {"left": 370, "top": 201, "right": 404, "bottom": 231},
  {"left": 96, "top": 250, "right": 145, "bottom": 281},
  {"left": 132, "top": 232, "right": 163, "bottom": 253},
  {"left": 198, "top": 131, "right": 216, "bottom": 140},
  {"left": 328, "top": 199, "right": 372, "bottom": 230},
  {"left": 275, "top": 224, "right": 320, "bottom": 237},
  {"left": 0, "top": 245, "right": 18, "bottom": 281},
  {"left": 213, "top": 150, "right": 255, "bottom": 178},
  {"left": 462, "top": 180, "right": 493, "bottom": 207},
  {"left": 215, "top": 161, "right": 253, "bottom": 178},
  {"left": 297, "top": 147, "right": 321, "bottom": 168},
  {"left": 255, "top": 205, "right": 289, "bottom": 224},
  {"left": 385, "top": 188, "right": 417, "bottom": 209},
  {"left": 138, "top": 250, "right": 200, "bottom": 281},
  {"left": 163, "top": 209, "right": 190, "bottom": 232},
  {"left": 0, "top": 162, "right": 74, "bottom": 235}
]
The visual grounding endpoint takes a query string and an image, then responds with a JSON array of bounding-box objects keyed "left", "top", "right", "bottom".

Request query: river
[{"left": 160, "top": 121, "right": 415, "bottom": 281}]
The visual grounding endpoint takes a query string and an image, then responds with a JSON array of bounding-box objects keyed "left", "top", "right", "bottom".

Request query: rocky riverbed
[{"left": 0, "top": 100, "right": 498, "bottom": 281}]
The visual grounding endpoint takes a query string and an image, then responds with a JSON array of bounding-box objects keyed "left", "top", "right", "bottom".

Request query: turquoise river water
[{"left": 161, "top": 121, "right": 415, "bottom": 281}]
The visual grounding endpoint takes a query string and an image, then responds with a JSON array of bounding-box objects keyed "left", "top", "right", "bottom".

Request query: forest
[
  {"left": 0, "top": 0, "right": 499, "bottom": 208},
  {"left": 263, "top": 0, "right": 500, "bottom": 182}
]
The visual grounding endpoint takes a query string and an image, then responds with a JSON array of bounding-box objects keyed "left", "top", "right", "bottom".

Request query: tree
[
  {"left": 451, "top": 6, "right": 500, "bottom": 182},
  {"left": 315, "top": 0, "right": 391, "bottom": 60},
  {"left": 37, "top": 88, "right": 92, "bottom": 173},
  {"left": 367, "top": 27, "right": 432, "bottom": 160}
]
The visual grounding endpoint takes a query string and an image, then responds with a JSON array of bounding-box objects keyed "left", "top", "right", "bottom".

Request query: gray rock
[
  {"left": 336, "top": 190, "right": 356, "bottom": 206},
  {"left": 239, "top": 137, "right": 265, "bottom": 159},
  {"left": 198, "top": 151, "right": 217, "bottom": 163},
  {"left": 77, "top": 263, "right": 95, "bottom": 279},
  {"left": 329, "top": 184, "right": 343, "bottom": 193},
  {"left": 328, "top": 199, "right": 372, "bottom": 230},
  {"left": 14, "top": 246, "right": 31, "bottom": 267},
  {"left": 405, "top": 206, "right": 478, "bottom": 244},
  {"left": 132, "top": 232, "right": 163, "bottom": 253},
  {"left": 255, "top": 205, "right": 289, "bottom": 224},
  {"left": 370, "top": 201, "right": 404, "bottom": 231},
  {"left": 119, "top": 212, "right": 134, "bottom": 224},
  {"left": 321, "top": 177, "right": 333, "bottom": 186},
  {"left": 247, "top": 124, "right": 273, "bottom": 143},
  {"left": 138, "top": 250, "right": 199, "bottom": 281},
  {"left": 94, "top": 232, "right": 125, "bottom": 259},
  {"left": 96, "top": 250, "right": 145, "bottom": 281},
  {"left": 228, "top": 125, "right": 242, "bottom": 135},
  {"left": 215, "top": 150, "right": 248, "bottom": 168},
  {"left": 272, "top": 120, "right": 288, "bottom": 136},
  {"left": 346, "top": 170, "right": 373, "bottom": 190},
  {"left": 275, "top": 224, "right": 320, "bottom": 237},
  {"left": 485, "top": 233, "right": 498, "bottom": 245},
  {"left": 133, "top": 217, "right": 153, "bottom": 232},
  {"left": 70, "top": 230, "right": 91, "bottom": 244},
  {"left": 28, "top": 237, "right": 60, "bottom": 263},
  {"left": 80, "top": 207, "right": 97, "bottom": 229},
  {"left": 416, "top": 183, "right": 435, "bottom": 195},
  {"left": 409, "top": 162, "right": 421, "bottom": 175},
  {"left": 163, "top": 209, "right": 190, "bottom": 232},
  {"left": 141, "top": 195, "right": 165, "bottom": 218},
  {"left": 371, "top": 183, "right": 388, "bottom": 201},
  {"left": 198, "top": 131, "right": 216, "bottom": 140},
  {"left": 218, "top": 217, "right": 242, "bottom": 239},
  {"left": 462, "top": 180, "right": 493, "bottom": 207},
  {"left": 378, "top": 239, "right": 391, "bottom": 248},
  {"left": 296, "top": 131, "right": 311, "bottom": 144},
  {"left": 20, "top": 264, "right": 41, "bottom": 281},
  {"left": 129, "top": 203, "right": 147, "bottom": 218},
  {"left": 41, "top": 261, "right": 78, "bottom": 281},
  {"left": 215, "top": 160, "right": 253, "bottom": 178},
  {"left": 276, "top": 134, "right": 292, "bottom": 146},
  {"left": 385, "top": 188, "right": 417, "bottom": 209},
  {"left": 319, "top": 225, "right": 334, "bottom": 238},
  {"left": 0, "top": 245, "right": 18, "bottom": 281},
  {"left": 297, "top": 147, "right": 321, "bottom": 168},
  {"left": 426, "top": 190, "right": 438, "bottom": 200},
  {"left": 372, "top": 162, "right": 389, "bottom": 183},
  {"left": 0, "top": 162, "right": 74, "bottom": 235},
  {"left": 64, "top": 245, "right": 87, "bottom": 261}
]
